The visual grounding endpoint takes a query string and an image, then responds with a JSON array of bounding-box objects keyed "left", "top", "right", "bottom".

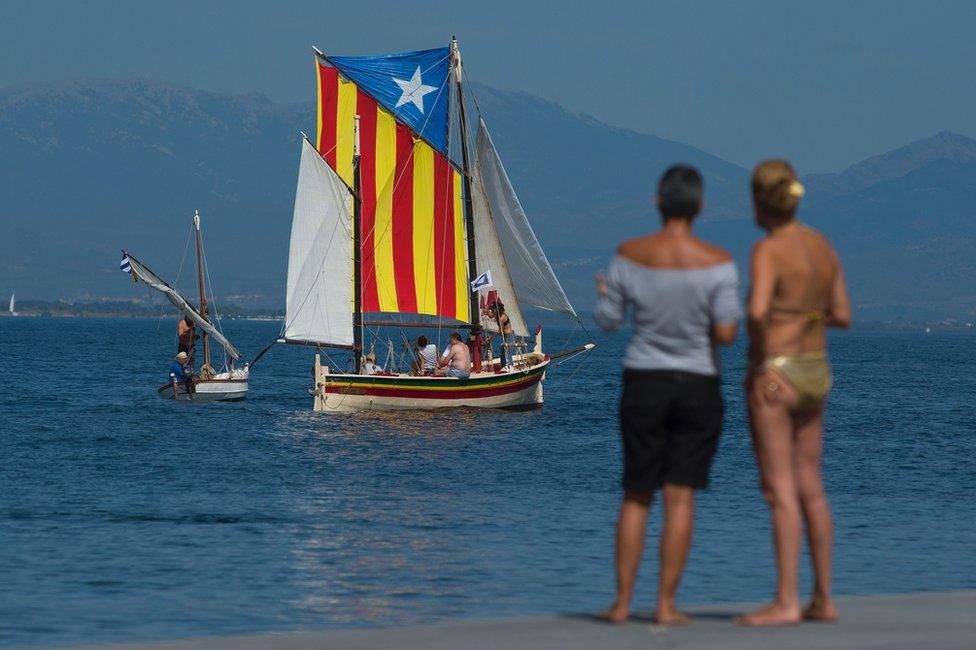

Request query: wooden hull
[
  {"left": 313, "top": 357, "right": 548, "bottom": 412},
  {"left": 157, "top": 376, "right": 248, "bottom": 402}
]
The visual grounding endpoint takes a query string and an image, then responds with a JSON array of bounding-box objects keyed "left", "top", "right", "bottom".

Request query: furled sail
[
  {"left": 283, "top": 138, "right": 354, "bottom": 347},
  {"left": 474, "top": 120, "right": 576, "bottom": 318},
  {"left": 315, "top": 55, "right": 469, "bottom": 323},
  {"left": 122, "top": 251, "right": 241, "bottom": 360}
]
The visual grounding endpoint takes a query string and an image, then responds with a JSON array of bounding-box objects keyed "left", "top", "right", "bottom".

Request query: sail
[
  {"left": 122, "top": 252, "right": 241, "bottom": 360},
  {"left": 8, "top": 292, "right": 13, "bottom": 313},
  {"left": 471, "top": 149, "right": 529, "bottom": 337},
  {"left": 283, "top": 138, "right": 355, "bottom": 348},
  {"left": 315, "top": 58, "right": 468, "bottom": 323},
  {"left": 474, "top": 120, "right": 576, "bottom": 318}
]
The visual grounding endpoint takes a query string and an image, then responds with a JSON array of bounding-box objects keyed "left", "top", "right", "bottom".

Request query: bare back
[
  {"left": 749, "top": 223, "right": 850, "bottom": 359},
  {"left": 618, "top": 230, "right": 732, "bottom": 270}
]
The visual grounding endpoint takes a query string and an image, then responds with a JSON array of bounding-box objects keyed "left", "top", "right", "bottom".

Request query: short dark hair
[
  {"left": 450, "top": 331, "right": 462, "bottom": 342},
  {"left": 417, "top": 335, "right": 428, "bottom": 347},
  {"left": 657, "top": 165, "right": 703, "bottom": 219}
]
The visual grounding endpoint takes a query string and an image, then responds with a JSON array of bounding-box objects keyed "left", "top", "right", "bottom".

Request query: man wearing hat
[{"left": 170, "top": 352, "right": 188, "bottom": 382}]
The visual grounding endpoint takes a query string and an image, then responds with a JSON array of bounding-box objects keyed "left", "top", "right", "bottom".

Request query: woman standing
[
  {"left": 739, "top": 160, "right": 851, "bottom": 626},
  {"left": 595, "top": 165, "right": 740, "bottom": 624}
]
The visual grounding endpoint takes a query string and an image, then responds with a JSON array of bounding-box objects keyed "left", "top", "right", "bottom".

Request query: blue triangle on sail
[{"left": 328, "top": 47, "right": 451, "bottom": 154}]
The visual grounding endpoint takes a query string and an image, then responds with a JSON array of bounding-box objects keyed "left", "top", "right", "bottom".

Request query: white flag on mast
[{"left": 471, "top": 270, "right": 493, "bottom": 292}]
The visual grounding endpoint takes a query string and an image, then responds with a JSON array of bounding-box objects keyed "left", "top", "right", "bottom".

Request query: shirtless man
[
  {"left": 738, "top": 160, "right": 851, "bottom": 627},
  {"left": 435, "top": 332, "right": 472, "bottom": 379}
]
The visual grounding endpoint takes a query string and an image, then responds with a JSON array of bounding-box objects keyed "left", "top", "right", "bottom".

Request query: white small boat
[
  {"left": 8, "top": 291, "right": 16, "bottom": 317},
  {"left": 122, "top": 212, "right": 249, "bottom": 401}
]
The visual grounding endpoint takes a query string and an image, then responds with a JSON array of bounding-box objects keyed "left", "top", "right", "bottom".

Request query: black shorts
[{"left": 619, "top": 369, "right": 723, "bottom": 492}]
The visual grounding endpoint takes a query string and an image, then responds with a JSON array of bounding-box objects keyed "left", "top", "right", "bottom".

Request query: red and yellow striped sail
[{"left": 316, "top": 62, "right": 468, "bottom": 322}]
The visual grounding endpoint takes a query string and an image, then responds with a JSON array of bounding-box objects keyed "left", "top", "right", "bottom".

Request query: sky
[{"left": 3, "top": 0, "right": 975, "bottom": 173}]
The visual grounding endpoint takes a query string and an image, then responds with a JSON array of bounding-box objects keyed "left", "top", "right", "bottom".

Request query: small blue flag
[
  {"left": 119, "top": 254, "right": 132, "bottom": 274},
  {"left": 471, "top": 270, "right": 493, "bottom": 292},
  {"left": 329, "top": 47, "right": 451, "bottom": 155}
]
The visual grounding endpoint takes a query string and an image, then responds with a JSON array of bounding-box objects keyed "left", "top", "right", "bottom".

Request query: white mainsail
[
  {"left": 8, "top": 292, "right": 13, "bottom": 314},
  {"left": 474, "top": 120, "right": 576, "bottom": 322},
  {"left": 283, "top": 138, "right": 354, "bottom": 348},
  {"left": 122, "top": 252, "right": 241, "bottom": 360}
]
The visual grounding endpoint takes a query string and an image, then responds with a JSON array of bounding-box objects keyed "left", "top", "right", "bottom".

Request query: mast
[
  {"left": 451, "top": 37, "right": 480, "bottom": 328},
  {"left": 193, "top": 210, "right": 210, "bottom": 369},
  {"left": 352, "top": 115, "right": 364, "bottom": 373}
]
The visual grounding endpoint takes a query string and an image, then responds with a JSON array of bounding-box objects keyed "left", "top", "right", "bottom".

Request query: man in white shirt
[
  {"left": 435, "top": 332, "right": 472, "bottom": 379},
  {"left": 411, "top": 335, "right": 438, "bottom": 375}
]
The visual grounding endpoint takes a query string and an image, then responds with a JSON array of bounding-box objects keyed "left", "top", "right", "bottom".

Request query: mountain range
[{"left": 2, "top": 78, "right": 975, "bottom": 320}]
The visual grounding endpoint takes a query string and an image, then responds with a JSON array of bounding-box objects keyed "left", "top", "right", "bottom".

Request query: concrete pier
[{"left": 49, "top": 590, "right": 975, "bottom": 650}]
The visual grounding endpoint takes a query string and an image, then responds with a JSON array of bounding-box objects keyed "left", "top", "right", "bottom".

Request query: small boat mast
[{"left": 193, "top": 210, "right": 211, "bottom": 370}]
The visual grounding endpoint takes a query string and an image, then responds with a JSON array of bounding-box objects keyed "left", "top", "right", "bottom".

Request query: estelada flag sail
[{"left": 315, "top": 55, "right": 468, "bottom": 323}]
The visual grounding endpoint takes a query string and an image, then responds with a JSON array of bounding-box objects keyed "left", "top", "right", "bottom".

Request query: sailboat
[
  {"left": 8, "top": 291, "right": 16, "bottom": 316},
  {"left": 281, "top": 39, "right": 592, "bottom": 412},
  {"left": 121, "top": 211, "right": 249, "bottom": 401}
]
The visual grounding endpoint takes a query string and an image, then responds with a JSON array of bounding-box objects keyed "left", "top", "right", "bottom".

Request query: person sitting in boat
[
  {"left": 411, "top": 335, "right": 439, "bottom": 375},
  {"left": 177, "top": 314, "right": 196, "bottom": 365},
  {"left": 363, "top": 352, "right": 381, "bottom": 375},
  {"left": 435, "top": 332, "right": 472, "bottom": 379}
]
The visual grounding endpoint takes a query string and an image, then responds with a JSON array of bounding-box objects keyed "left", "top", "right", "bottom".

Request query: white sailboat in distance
[{"left": 8, "top": 291, "right": 16, "bottom": 316}]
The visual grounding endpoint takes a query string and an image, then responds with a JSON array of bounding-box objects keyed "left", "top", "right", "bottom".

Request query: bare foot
[
  {"left": 598, "top": 603, "right": 629, "bottom": 624},
  {"left": 803, "top": 598, "right": 838, "bottom": 622},
  {"left": 654, "top": 606, "right": 692, "bottom": 626},
  {"left": 735, "top": 601, "right": 801, "bottom": 626}
]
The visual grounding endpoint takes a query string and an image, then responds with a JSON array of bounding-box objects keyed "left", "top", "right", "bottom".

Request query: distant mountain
[
  {"left": 1, "top": 78, "right": 975, "bottom": 319},
  {"left": 804, "top": 131, "right": 976, "bottom": 201},
  {"left": 0, "top": 78, "right": 748, "bottom": 307}
]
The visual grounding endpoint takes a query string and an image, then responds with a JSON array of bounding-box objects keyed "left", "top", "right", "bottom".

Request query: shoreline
[{"left": 38, "top": 590, "right": 976, "bottom": 650}]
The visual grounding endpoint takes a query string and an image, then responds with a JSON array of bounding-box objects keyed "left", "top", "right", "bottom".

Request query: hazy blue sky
[{"left": 3, "top": 0, "right": 975, "bottom": 172}]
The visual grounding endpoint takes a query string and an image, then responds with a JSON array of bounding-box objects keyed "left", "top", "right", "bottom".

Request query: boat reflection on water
[{"left": 277, "top": 407, "right": 534, "bottom": 625}]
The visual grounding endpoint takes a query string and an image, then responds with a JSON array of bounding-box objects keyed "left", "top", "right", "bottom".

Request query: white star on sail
[{"left": 392, "top": 66, "right": 437, "bottom": 113}]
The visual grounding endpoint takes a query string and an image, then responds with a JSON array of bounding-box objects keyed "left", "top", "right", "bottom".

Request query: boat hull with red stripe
[{"left": 313, "top": 355, "right": 548, "bottom": 412}]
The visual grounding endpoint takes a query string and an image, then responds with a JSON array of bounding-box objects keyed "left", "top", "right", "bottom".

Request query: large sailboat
[
  {"left": 282, "top": 39, "right": 591, "bottom": 412},
  {"left": 121, "top": 211, "right": 249, "bottom": 401}
]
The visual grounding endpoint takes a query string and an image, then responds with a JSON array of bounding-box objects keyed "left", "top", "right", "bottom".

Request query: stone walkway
[{"left": 49, "top": 590, "right": 976, "bottom": 650}]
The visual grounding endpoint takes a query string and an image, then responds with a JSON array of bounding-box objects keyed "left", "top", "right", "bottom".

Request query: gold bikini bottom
[{"left": 763, "top": 351, "right": 832, "bottom": 410}]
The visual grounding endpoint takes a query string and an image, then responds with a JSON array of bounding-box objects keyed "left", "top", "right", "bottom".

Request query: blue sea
[{"left": 1, "top": 317, "right": 974, "bottom": 646}]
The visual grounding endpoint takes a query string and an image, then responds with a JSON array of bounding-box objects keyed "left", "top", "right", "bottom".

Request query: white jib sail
[
  {"left": 122, "top": 252, "right": 241, "bottom": 360},
  {"left": 283, "top": 138, "right": 354, "bottom": 347},
  {"left": 474, "top": 119, "right": 576, "bottom": 319},
  {"left": 471, "top": 144, "right": 529, "bottom": 337}
]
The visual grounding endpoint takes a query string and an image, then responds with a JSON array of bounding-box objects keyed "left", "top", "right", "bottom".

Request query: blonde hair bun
[{"left": 752, "top": 159, "right": 802, "bottom": 218}]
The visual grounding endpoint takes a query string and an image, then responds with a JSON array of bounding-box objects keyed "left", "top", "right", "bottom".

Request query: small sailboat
[
  {"left": 121, "top": 211, "right": 248, "bottom": 401},
  {"left": 8, "top": 291, "right": 16, "bottom": 316},
  {"left": 280, "top": 39, "right": 592, "bottom": 412}
]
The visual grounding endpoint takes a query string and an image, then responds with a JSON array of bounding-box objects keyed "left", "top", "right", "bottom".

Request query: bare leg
[
  {"left": 655, "top": 484, "right": 694, "bottom": 625},
  {"left": 795, "top": 407, "right": 838, "bottom": 622},
  {"left": 737, "top": 376, "right": 803, "bottom": 626},
  {"left": 601, "top": 491, "right": 652, "bottom": 624}
]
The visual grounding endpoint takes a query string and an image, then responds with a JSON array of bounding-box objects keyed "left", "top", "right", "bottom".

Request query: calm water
[{"left": 0, "top": 317, "right": 974, "bottom": 646}]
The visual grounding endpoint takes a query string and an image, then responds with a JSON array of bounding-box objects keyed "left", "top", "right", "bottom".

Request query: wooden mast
[
  {"left": 352, "top": 115, "right": 364, "bottom": 374},
  {"left": 451, "top": 38, "right": 480, "bottom": 329},
  {"left": 193, "top": 210, "right": 210, "bottom": 369}
]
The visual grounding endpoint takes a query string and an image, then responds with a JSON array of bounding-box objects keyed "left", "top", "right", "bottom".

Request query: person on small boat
[
  {"left": 170, "top": 352, "right": 188, "bottom": 383},
  {"left": 411, "top": 335, "right": 439, "bottom": 375},
  {"left": 177, "top": 314, "right": 196, "bottom": 366},
  {"left": 594, "top": 164, "right": 740, "bottom": 625},
  {"left": 363, "top": 352, "right": 381, "bottom": 375},
  {"left": 737, "top": 160, "right": 851, "bottom": 627},
  {"left": 435, "top": 332, "right": 472, "bottom": 379}
]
